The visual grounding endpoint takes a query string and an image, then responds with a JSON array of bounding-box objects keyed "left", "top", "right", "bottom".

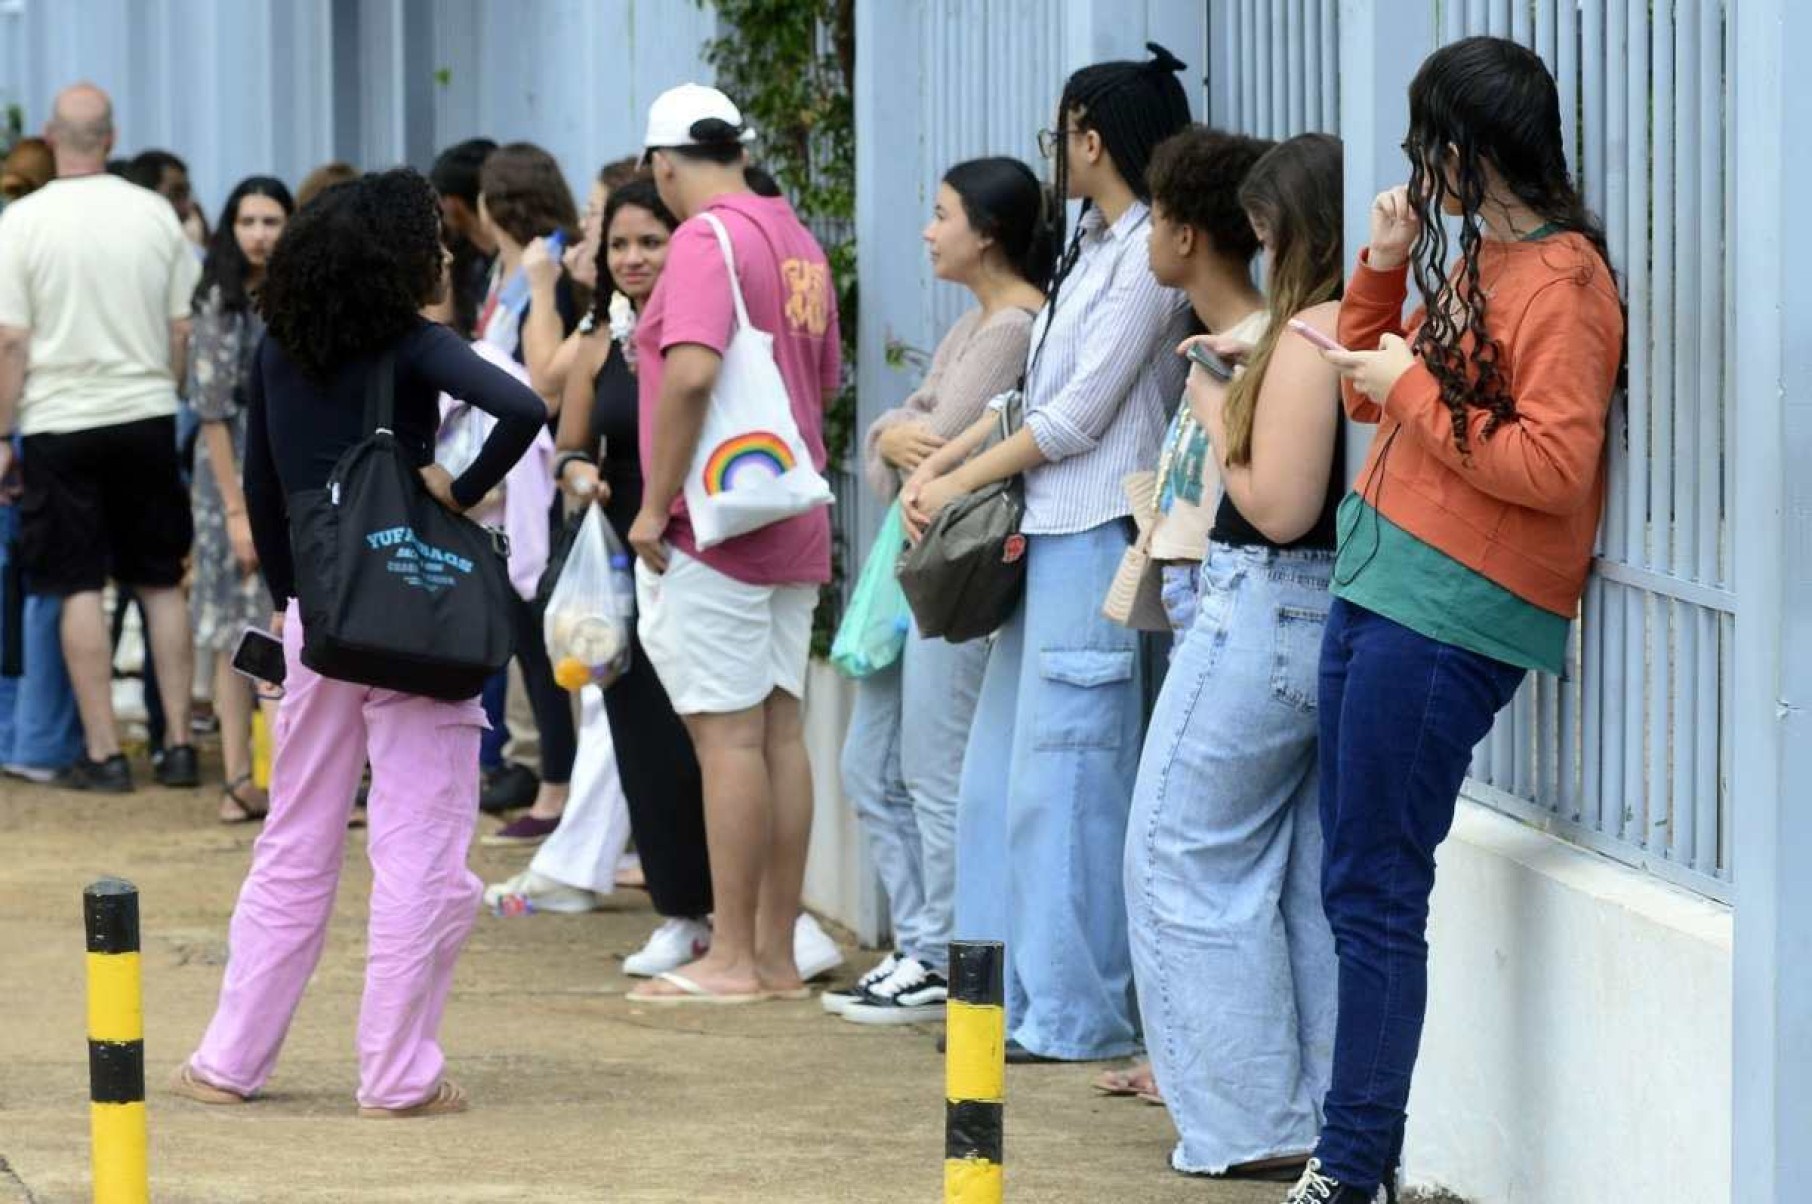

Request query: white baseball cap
[{"left": 642, "top": 83, "right": 754, "bottom": 162}]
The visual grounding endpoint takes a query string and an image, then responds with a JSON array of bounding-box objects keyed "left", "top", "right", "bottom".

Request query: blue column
[{"left": 1731, "top": 1, "right": 1812, "bottom": 1200}]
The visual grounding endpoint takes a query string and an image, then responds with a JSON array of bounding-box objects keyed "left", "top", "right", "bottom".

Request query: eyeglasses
[{"left": 1037, "top": 126, "right": 1083, "bottom": 160}]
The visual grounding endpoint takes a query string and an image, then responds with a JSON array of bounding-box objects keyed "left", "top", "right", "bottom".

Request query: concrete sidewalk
[{"left": 0, "top": 774, "right": 1280, "bottom": 1204}]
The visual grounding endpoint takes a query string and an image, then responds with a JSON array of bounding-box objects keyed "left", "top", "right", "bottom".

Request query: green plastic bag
[{"left": 830, "top": 500, "right": 912, "bottom": 677}]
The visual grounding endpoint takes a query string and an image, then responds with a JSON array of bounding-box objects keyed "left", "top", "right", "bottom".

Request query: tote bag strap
[
  {"left": 697, "top": 212, "right": 754, "bottom": 334},
  {"left": 361, "top": 348, "right": 399, "bottom": 434}
]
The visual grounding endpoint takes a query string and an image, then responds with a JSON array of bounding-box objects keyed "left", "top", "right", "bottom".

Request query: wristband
[{"left": 553, "top": 450, "right": 597, "bottom": 482}]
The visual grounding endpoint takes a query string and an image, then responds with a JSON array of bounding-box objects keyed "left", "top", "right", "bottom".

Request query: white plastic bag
[
  {"left": 543, "top": 506, "right": 635, "bottom": 692},
  {"left": 681, "top": 212, "right": 834, "bottom": 550}
]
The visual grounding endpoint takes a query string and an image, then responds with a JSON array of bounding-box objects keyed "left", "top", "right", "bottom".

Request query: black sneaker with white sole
[
  {"left": 820, "top": 952, "right": 901, "bottom": 1017},
  {"left": 842, "top": 956, "right": 948, "bottom": 1026}
]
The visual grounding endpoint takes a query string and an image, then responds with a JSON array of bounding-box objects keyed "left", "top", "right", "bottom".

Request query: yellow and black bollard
[
  {"left": 85, "top": 878, "right": 148, "bottom": 1204},
  {"left": 944, "top": 940, "right": 1005, "bottom": 1202}
]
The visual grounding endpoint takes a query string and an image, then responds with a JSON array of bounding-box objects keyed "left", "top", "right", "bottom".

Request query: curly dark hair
[
  {"left": 1147, "top": 126, "right": 1272, "bottom": 264},
  {"left": 589, "top": 178, "right": 678, "bottom": 325},
  {"left": 259, "top": 168, "right": 445, "bottom": 383},
  {"left": 1405, "top": 36, "right": 1620, "bottom": 455}
]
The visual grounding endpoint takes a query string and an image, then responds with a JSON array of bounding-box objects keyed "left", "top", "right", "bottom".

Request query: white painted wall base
[
  {"left": 1406, "top": 801, "right": 1732, "bottom": 1204},
  {"left": 800, "top": 660, "right": 886, "bottom": 946}
]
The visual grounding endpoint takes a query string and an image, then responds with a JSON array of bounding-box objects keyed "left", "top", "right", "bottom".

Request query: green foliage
[{"left": 701, "top": 0, "right": 858, "bottom": 656}]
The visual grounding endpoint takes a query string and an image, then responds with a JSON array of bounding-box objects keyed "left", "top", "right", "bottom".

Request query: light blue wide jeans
[
  {"left": 1126, "top": 542, "right": 1338, "bottom": 1173},
  {"left": 954, "top": 521, "right": 1145, "bottom": 1060},
  {"left": 840, "top": 620, "right": 988, "bottom": 975}
]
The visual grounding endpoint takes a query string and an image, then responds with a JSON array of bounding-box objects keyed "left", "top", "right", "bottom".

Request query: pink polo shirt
[{"left": 635, "top": 192, "right": 840, "bottom": 585}]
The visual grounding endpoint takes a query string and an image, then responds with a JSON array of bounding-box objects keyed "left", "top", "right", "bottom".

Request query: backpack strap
[
  {"left": 362, "top": 348, "right": 398, "bottom": 434},
  {"left": 697, "top": 212, "right": 754, "bottom": 334}
]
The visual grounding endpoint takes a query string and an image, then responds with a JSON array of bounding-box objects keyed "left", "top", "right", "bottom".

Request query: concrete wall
[{"left": 1408, "top": 802, "right": 1733, "bottom": 1204}]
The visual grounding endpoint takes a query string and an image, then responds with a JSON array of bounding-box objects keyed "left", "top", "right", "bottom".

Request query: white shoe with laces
[
  {"left": 794, "top": 913, "right": 845, "bottom": 981},
  {"left": 623, "top": 917, "right": 712, "bottom": 978}
]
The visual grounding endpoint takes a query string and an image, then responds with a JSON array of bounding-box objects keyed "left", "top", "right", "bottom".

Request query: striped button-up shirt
[{"left": 1021, "top": 201, "right": 1193, "bottom": 535}]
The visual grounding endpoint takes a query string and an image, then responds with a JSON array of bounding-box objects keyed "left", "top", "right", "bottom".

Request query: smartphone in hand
[
  {"left": 1184, "top": 342, "right": 1236, "bottom": 382},
  {"left": 231, "top": 626, "right": 287, "bottom": 690},
  {"left": 1287, "top": 317, "right": 1348, "bottom": 355}
]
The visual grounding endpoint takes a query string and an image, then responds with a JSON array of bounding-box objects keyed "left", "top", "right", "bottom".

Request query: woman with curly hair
[
  {"left": 1291, "top": 39, "right": 1623, "bottom": 1203},
  {"left": 173, "top": 168, "right": 545, "bottom": 1119},
  {"left": 187, "top": 175, "right": 294, "bottom": 824}
]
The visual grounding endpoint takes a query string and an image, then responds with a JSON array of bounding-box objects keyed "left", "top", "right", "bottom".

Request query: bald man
[{"left": 0, "top": 83, "right": 203, "bottom": 793}]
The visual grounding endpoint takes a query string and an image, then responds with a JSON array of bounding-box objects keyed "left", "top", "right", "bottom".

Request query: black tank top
[
  {"left": 590, "top": 339, "right": 644, "bottom": 540},
  {"left": 1208, "top": 399, "right": 1346, "bottom": 552}
]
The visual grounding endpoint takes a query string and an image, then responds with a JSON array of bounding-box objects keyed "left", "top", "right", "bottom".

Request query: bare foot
[{"left": 1093, "top": 1061, "right": 1158, "bottom": 1097}]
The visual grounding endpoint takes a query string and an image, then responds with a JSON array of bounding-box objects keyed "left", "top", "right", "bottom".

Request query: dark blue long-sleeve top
[{"left": 243, "top": 318, "right": 546, "bottom": 607}]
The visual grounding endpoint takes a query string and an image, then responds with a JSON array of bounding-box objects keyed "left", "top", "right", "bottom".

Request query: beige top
[
  {"left": 0, "top": 174, "right": 199, "bottom": 435},
  {"left": 862, "top": 305, "right": 1035, "bottom": 500},
  {"left": 1148, "top": 309, "right": 1270, "bottom": 562}
]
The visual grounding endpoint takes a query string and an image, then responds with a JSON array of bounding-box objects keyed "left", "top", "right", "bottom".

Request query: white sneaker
[
  {"left": 821, "top": 952, "right": 902, "bottom": 1016},
  {"left": 623, "top": 917, "right": 712, "bottom": 978},
  {"left": 794, "top": 913, "right": 844, "bottom": 981},
  {"left": 480, "top": 870, "right": 600, "bottom": 915},
  {"left": 3, "top": 763, "right": 58, "bottom": 785}
]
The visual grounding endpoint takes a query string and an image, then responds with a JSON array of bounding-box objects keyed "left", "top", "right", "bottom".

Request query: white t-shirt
[{"left": 0, "top": 174, "right": 201, "bottom": 436}]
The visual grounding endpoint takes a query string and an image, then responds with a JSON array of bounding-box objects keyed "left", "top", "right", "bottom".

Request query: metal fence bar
[
  {"left": 1694, "top": 0, "right": 1725, "bottom": 874},
  {"left": 1286, "top": 0, "right": 1304, "bottom": 135},
  {"left": 1269, "top": 0, "right": 1286, "bottom": 138},
  {"left": 1669, "top": 2, "right": 1701, "bottom": 866},
  {"left": 1513, "top": 0, "right": 1534, "bottom": 44}
]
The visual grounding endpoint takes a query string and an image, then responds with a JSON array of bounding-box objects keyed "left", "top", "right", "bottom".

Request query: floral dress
[{"left": 188, "top": 288, "right": 272, "bottom": 652}]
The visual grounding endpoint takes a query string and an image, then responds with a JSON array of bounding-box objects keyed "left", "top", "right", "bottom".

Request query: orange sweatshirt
[{"left": 1338, "top": 233, "right": 1625, "bottom": 616}]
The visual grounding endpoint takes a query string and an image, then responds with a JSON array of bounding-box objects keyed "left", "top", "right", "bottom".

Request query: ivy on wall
[{"left": 700, "top": 0, "right": 857, "bottom": 656}]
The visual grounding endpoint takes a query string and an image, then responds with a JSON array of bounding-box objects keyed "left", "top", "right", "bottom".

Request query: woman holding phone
[
  {"left": 1291, "top": 38, "right": 1623, "bottom": 1204},
  {"left": 1123, "top": 133, "right": 1346, "bottom": 1181},
  {"left": 174, "top": 169, "right": 545, "bottom": 1118}
]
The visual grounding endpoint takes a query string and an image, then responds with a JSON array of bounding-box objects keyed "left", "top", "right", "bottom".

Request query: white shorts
[{"left": 635, "top": 550, "right": 819, "bottom": 715}]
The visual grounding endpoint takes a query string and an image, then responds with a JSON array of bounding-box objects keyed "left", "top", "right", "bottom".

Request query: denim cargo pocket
[
  {"left": 1033, "top": 647, "right": 1136, "bottom": 750},
  {"left": 1269, "top": 605, "right": 1329, "bottom": 713}
]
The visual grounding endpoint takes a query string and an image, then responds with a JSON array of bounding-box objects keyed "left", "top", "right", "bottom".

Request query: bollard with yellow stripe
[
  {"left": 85, "top": 878, "right": 148, "bottom": 1204},
  {"left": 944, "top": 940, "right": 1005, "bottom": 1203}
]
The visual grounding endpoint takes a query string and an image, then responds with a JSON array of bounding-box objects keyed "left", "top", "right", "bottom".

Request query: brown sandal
[
  {"left": 218, "top": 775, "right": 269, "bottom": 824},
  {"left": 357, "top": 1079, "right": 468, "bottom": 1119},
  {"left": 170, "top": 1062, "right": 250, "bottom": 1105}
]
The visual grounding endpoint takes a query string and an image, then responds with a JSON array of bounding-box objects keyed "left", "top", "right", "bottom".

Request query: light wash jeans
[
  {"left": 1159, "top": 562, "right": 1200, "bottom": 654},
  {"left": 0, "top": 503, "right": 83, "bottom": 771},
  {"left": 840, "top": 621, "right": 987, "bottom": 975},
  {"left": 954, "top": 522, "right": 1145, "bottom": 1060},
  {"left": 1125, "top": 543, "right": 1338, "bottom": 1173}
]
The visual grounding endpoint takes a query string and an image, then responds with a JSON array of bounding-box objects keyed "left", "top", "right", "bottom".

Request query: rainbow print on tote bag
[{"left": 682, "top": 213, "right": 833, "bottom": 549}]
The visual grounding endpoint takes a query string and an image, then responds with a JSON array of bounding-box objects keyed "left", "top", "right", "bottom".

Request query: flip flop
[
  {"left": 628, "top": 971, "right": 766, "bottom": 1006},
  {"left": 170, "top": 1062, "right": 250, "bottom": 1106},
  {"left": 1093, "top": 1067, "right": 1146, "bottom": 1097},
  {"left": 357, "top": 1080, "right": 468, "bottom": 1119},
  {"left": 1138, "top": 1090, "right": 1167, "bottom": 1107}
]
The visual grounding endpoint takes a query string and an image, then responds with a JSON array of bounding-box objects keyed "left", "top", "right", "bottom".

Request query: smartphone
[
  {"left": 1184, "top": 343, "right": 1235, "bottom": 382},
  {"left": 231, "top": 627, "right": 287, "bottom": 689},
  {"left": 1287, "top": 317, "right": 1348, "bottom": 355}
]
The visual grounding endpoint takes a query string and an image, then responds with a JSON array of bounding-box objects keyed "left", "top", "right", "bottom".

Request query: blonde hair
[{"left": 1220, "top": 134, "right": 1344, "bottom": 466}]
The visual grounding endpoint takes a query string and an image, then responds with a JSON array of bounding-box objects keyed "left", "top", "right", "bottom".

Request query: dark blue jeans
[{"left": 1313, "top": 598, "right": 1525, "bottom": 1189}]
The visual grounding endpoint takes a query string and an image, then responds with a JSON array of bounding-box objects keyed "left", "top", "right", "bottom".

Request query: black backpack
[{"left": 288, "top": 351, "right": 517, "bottom": 700}]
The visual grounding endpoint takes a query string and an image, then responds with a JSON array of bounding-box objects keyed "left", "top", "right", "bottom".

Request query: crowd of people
[{"left": 0, "top": 29, "right": 1623, "bottom": 1204}]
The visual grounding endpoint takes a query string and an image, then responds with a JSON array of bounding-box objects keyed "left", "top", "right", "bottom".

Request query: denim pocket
[
  {"left": 1033, "top": 647, "right": 1136, "bottom": 749},
  {"left": 1270, "top": 605, "right": 1329, "bottom": 713}
]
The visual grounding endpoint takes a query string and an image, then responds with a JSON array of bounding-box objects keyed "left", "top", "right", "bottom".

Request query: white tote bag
[{"left": 682, "top": 212, "right": 834, "bottom": 549}]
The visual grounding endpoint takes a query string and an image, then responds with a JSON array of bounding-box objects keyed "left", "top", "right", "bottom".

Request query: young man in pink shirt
[{"left": 626, "top": 84, "right": 841, "bottom": 1004}]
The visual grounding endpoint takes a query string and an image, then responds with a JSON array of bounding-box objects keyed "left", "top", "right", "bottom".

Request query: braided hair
[
  {"left": 1404, "top": 36, "right": 1620, "bottom": 455},
  {"left": 1045, "top": 43, "right": 1193, "bottom": 312}
]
